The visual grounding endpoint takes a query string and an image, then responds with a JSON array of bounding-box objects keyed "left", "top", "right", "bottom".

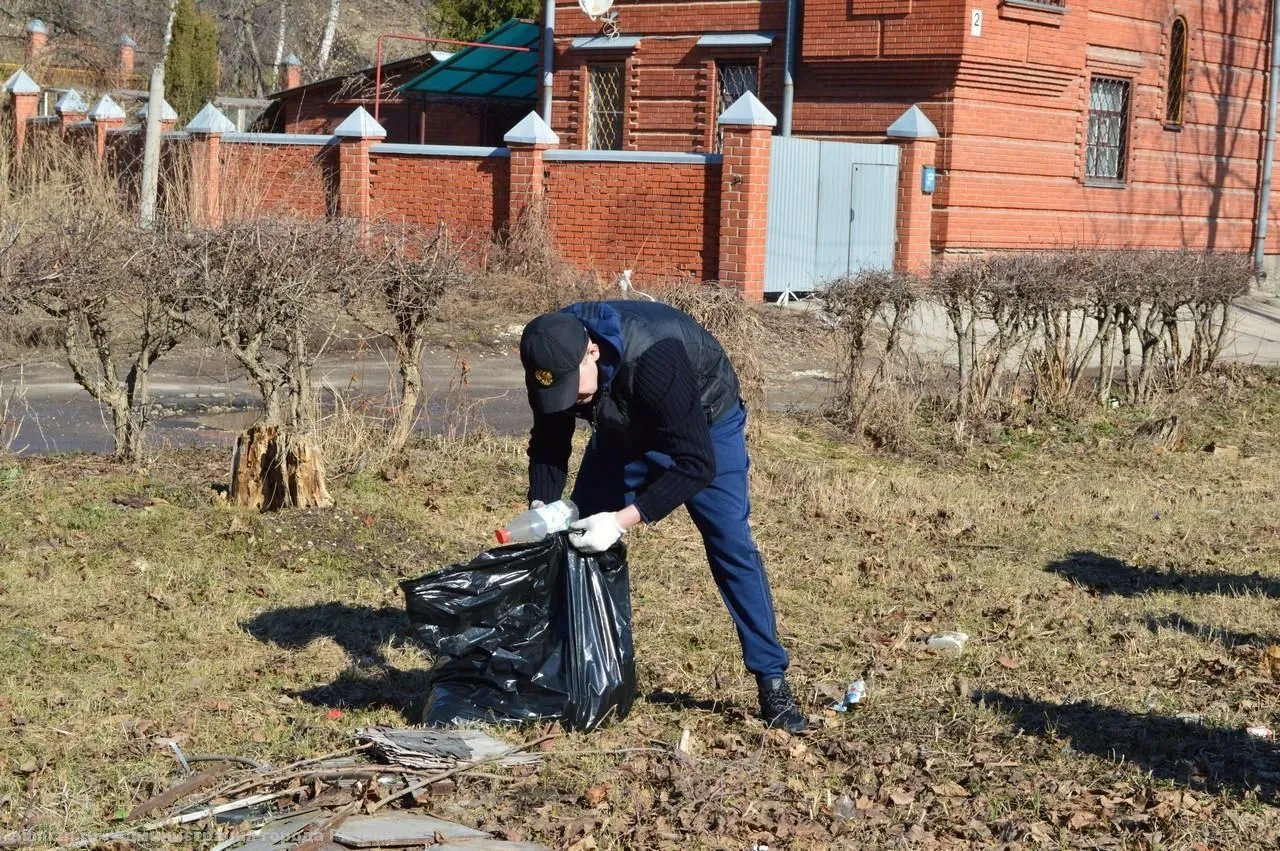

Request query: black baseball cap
[{"left": 520, "top": 312, "right": 589, "bottom": 414}]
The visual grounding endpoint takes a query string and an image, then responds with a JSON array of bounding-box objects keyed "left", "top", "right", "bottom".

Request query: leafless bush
[
  {"left": 0, "top": 144, "right": 191, "bottom": 461},
  {"left": 175, "top": 218, "right": 366, "bottom": 429},
  {"left": 821, "top": 269, "right": 919, "bottom": 437},
  {"left": 928, "top": 255, "right": 1043, "bottom": 426},
  {"left": 1164, "top": 251, "right": 1252, "bottom": 382},
  {"left": 661, "top": 281, "right": 767, "bottom": 428},
  {"left": 346, "top": 224, "right": 477, "bottom": 453},
  {"left": 929, "top": 250, "right": 1253, "bottom": 420},
  {"left": 1095, "top": 250, "right": 1253, "bottom": 404}
]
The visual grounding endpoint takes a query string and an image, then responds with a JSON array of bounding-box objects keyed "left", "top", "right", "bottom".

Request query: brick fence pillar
[
  {"left": 504, "top": 111, "right": 559, "bottom": 229},
  {"left": 5, "top": 70, "right": 40, "bottom": 161},
  {"left": 887, "top": 105, "right": 939, "bottom": 276},
  {"left": 716, "top": 92, "right": 775, "bottom": 301},
  {"left": 88, "top": 95, "right": 126, "bottom": 163},
  {"left": 24, "top": 20, "right": 47, "bottom": 61},
  {"left": 334, "top": 106, "right": 386, "bottom": 224},
  {"left": 55, "top": 89, "right": 87, "bottom": 137},
  {"left": 185, "top": 103, "right": 236, "bottom": 227}
]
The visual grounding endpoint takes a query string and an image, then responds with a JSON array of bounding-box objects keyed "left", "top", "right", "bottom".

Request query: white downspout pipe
[
  {"left": 781, "top": 0, "right": 797, "bottom": 135},
  {"left": 1254, "top": 0, "right": 1280, "bottom": 282},
  {"left": 541, "top": 0, "right": 556, "bottom": 123}
]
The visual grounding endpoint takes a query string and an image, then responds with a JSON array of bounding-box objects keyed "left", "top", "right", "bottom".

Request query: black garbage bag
[{"left": 400, "top": 533, "right": 635, "bottom": 732}]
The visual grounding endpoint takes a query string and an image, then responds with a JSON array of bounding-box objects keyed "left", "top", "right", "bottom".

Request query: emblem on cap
[{"left": 534, "top": 369, "right": 555, "bottom": 387}]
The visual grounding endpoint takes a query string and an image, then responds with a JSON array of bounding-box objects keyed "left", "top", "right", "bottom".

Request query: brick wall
[
  {"left": 542, "top": 155, "right": 722, "bottom": 281},
  {"left": 938, "top": 0, "right": 1273, "bottom": 255},
  {"left": 800, "top": 0, "right": 967, "bottom": 59},
  {"left": 220, "top": 140, "right": 339, "bottom": 220},
  {"left": 369, "top": 149, "right": 510, "bottom": 240}
]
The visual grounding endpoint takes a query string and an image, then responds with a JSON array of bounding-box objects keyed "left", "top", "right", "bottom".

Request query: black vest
[{"left": 574, "top": 301, "right": 741, "bottom": 441}]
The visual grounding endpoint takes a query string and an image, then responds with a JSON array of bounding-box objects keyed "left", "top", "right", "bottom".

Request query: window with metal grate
[
  {"left": 715, "top": 62, "right": 759, "bottom": 153},
  {"left": 587, "top": 63, "right": 624, "bottom": 151},
  {"left": 1086, "top": 76, "right": 1131, "bottom": 183},
  {"left": 1165, "top": 16, "right": 1188, "bottom": 126}
]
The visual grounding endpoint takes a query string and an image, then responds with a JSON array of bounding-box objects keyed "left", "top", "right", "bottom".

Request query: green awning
[{"left": 399, "top": 19, "right": 540, "bottom": 101}]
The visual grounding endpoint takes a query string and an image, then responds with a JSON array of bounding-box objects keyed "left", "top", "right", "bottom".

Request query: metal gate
[{"left": 764, "top": 137, "right": 899, "bottom": 297}]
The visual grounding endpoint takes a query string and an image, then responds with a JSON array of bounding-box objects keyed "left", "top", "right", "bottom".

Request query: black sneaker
[{"left": 757, "top": 676, "right": 807, "bottom": 734}]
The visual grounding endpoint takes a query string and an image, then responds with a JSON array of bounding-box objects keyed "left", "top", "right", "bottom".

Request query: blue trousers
[{"left": 571, "top": 404, "right": 790, "bottom": 678}]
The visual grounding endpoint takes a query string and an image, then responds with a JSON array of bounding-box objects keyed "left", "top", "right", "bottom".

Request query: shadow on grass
[
  {"left": 975, "top": 691, "right": 1280, "bottom": 801},
  {"left": 1046, "top": 551, "right": 1280, "bottom": 598},
  {"left": 645, "top": 689, "right": 729, "bottom": 713},
  {"left": 1145, "top": 613, "right": 1280, "bottom": 650},
  {"left": 242, "top": 603, "right": 431, "bottom": 721}
]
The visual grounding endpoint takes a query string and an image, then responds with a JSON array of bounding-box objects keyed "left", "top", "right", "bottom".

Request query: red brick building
[{"left": 547, "top": 0, "right": 1279, "bottom": 265}]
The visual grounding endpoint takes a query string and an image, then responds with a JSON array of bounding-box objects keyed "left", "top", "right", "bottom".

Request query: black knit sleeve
[
  {"left": 630, "top": 339, "right": 716, "bottom": 522},
  {"left": 527, "top": 409, "right": 575, "bottom": 505}
]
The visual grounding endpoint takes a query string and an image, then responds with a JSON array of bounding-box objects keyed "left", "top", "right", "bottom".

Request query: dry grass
[{"left": 3, "top": 368, "right": 1280, "bottom": 848}]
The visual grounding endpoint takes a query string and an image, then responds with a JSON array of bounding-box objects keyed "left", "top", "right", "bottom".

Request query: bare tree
[
  {"left": 346, "top": 225, "right": 472, "bottom": 452},
  {"left": 316, "top": 0, "right": 340, "bottom": 72},
  {"left": 272, "top": 0, "right": 288, "bottom": 84},
  {"left": 7, "top": 209, "right": 188, "bottom": 460},
  {"left": 179, "top": 220, "right": 361, "bottom": 427},
  {"left": 175, "top": 219, "right": 366, "bottom": 508}
]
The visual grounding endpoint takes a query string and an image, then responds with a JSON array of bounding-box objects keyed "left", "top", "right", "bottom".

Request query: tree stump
[
  {"left": 1129, "top": 415, "right": 1186, "bottom": 453},
  {"left": 230, "top": 422, "right": 334, "bottom": 511}
]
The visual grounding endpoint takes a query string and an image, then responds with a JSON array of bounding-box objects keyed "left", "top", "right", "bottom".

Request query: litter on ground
[{"left": 76, "top": 728, "right": 552, "bottom": 851}]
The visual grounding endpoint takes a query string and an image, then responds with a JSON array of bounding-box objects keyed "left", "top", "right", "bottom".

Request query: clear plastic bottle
[{"left": 495, "top": 499, "right": 579, "bottom": 544}]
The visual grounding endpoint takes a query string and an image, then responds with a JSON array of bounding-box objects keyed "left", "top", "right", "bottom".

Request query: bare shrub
[
  {"left": 0, "top": 365, "right": 28, "bottom": 454},
  {"left": 346, "top": 224, "right": 477, "bottom": 454},
  {"left": 929, "top": 254, "right": 1042, "bottom": 427},
  {"left": 0, "top": 145, "right": 190, "bottom": 461},
  {"left": 1012, "top": 252, "right": 1112, "bottom": 413},
  {"left": 928, "top": 250, "right": 1253, "bottom": 420},
  {"left": 1167, "top": 251, "right": 1252, "bottom": 379},
  {"left": 176, "top": 218, "right": 364, "bottom": 428},
  {"left": 1100, "top": 250, "right": 1253, "bottom": 404},
  {"left": 821, "top": 270, "right": 919, "bottom": 438}
]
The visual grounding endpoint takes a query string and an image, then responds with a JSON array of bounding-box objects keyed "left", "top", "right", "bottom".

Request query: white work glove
[
  {"left": 568, "top": 512, "right": 625, "bottom": 554},
  {"left": 530, "top": 500, "right": 545, "bottom": 509}
]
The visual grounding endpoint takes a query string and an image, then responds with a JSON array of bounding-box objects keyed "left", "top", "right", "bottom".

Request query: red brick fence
[{"left": 6, "top": 73, "right": 938, "bottom": 300}]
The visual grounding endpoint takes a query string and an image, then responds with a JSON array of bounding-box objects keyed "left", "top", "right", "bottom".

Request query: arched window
[{"left": 1166, "top": 16, "right": 1189, "bottom": 126}]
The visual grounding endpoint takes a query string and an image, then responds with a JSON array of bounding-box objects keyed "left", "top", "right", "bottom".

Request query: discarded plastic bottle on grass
[
  {"left": 830, "top": 680, "right": 866, "bottom": 712},
  {"left": 496, "top": 499, "right": 579, "bottom": 544}
]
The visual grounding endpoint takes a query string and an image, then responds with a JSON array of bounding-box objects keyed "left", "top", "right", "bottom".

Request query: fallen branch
[
  {"left": 125, "top": 766, "right": 232, "bottom": 822},
  {"left": 69, "top": 788, "right": 304, "bottom": 848},
  {"left": 187, "top": 743, "right": 373, "bottom": 808},
  {"left": 186, "top": 753, "right": 271, "bottom": 770}
]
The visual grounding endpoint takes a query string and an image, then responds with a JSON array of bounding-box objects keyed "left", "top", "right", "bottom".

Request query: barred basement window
[
  {"left": 587, "top": 63, "right": 624, "bottom": 151},
  {"left": 1086, "top": 76, "right": 1131, "bottom": 183},
  {"left": 715, "top": 62, "right": 759, "bottom": 153},
  {"left": 1165, "top": 16, "right": 1189, "bottom": 126}
]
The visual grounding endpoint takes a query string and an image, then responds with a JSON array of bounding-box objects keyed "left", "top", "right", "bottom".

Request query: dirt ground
[{"left": 3, "top": 346, "right": 1280, "bottom": 848}]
